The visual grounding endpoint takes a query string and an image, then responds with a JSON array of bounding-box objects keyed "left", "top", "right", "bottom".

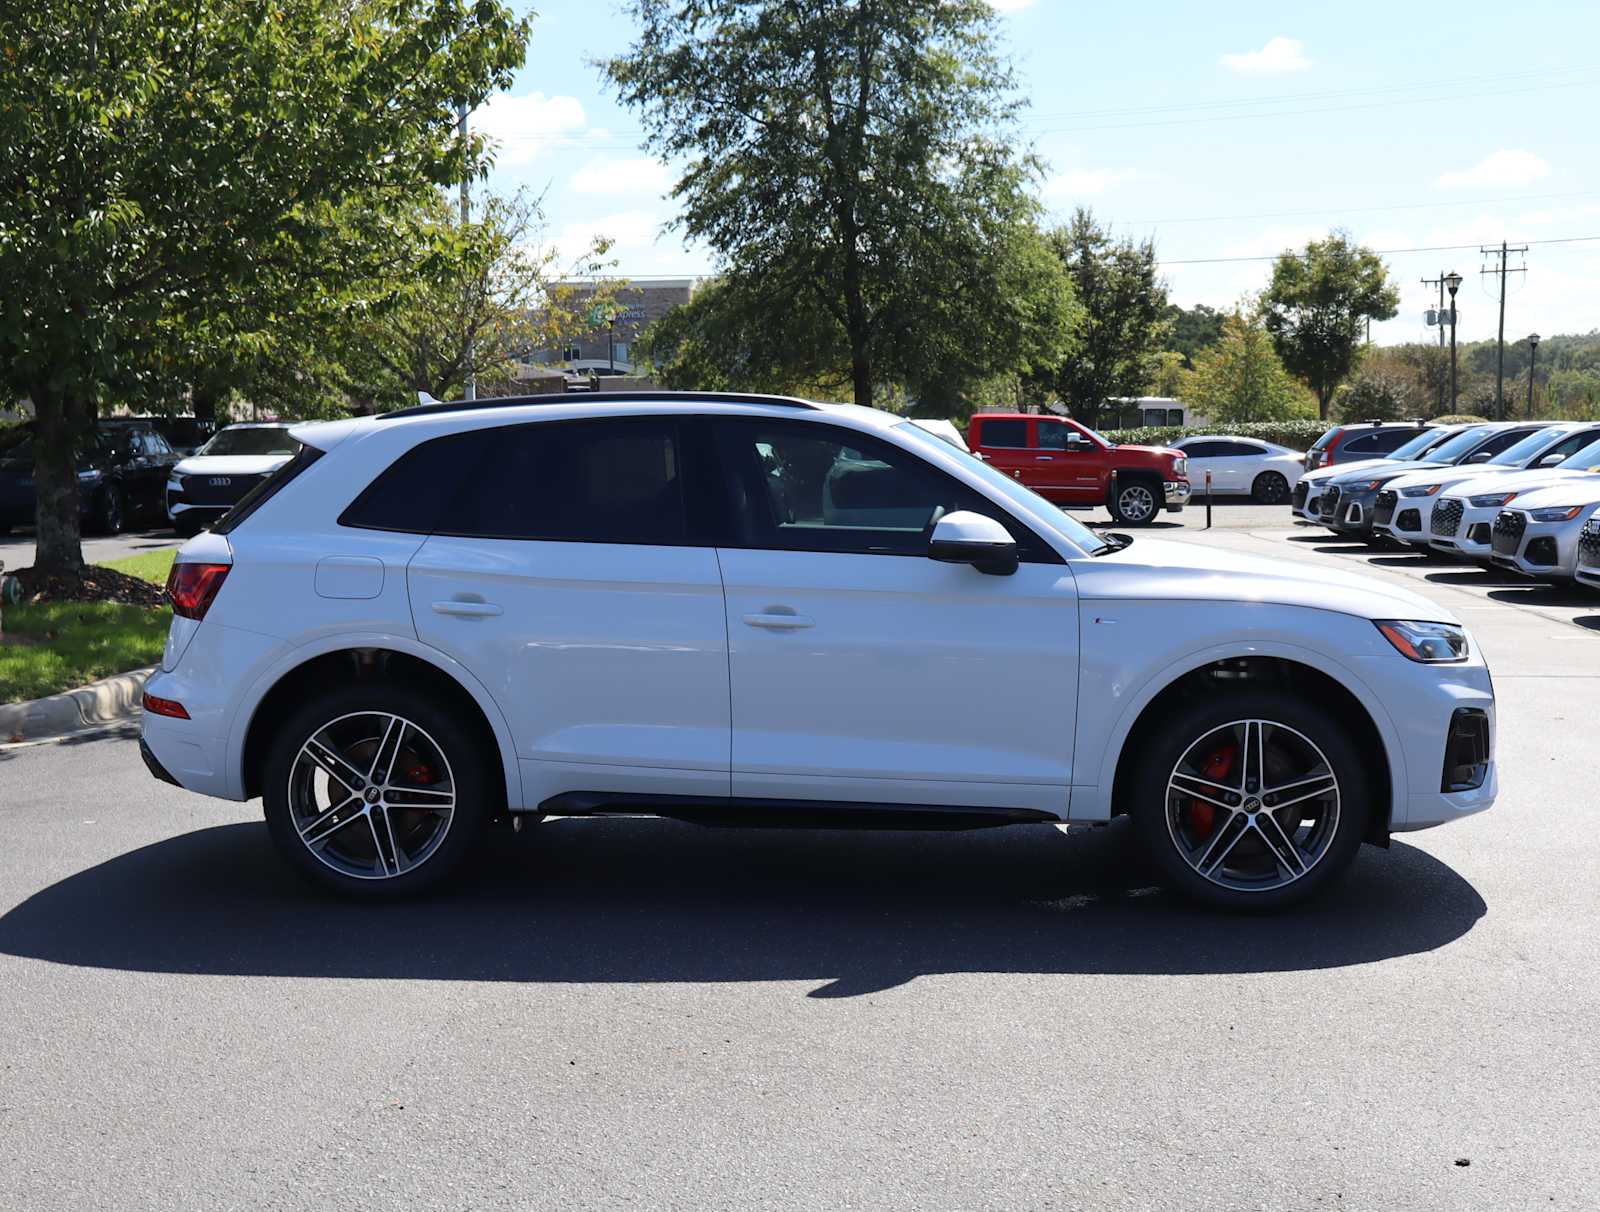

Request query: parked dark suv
[
  {"left": 1304, "top": 421, "right": 1432, "bottom": 472},
  {"left": 0, "top": 419, "right": 180, "bottom": 535}
]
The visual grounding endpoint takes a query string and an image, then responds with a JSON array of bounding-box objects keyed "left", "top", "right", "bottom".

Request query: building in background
[{"left": 518, "top": 278, "right": 697, "bottom": 379}]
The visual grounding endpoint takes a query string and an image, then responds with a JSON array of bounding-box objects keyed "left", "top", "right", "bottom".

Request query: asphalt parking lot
[
  {"left": 1, "top": 511, "right": 1598, "bottom": 1210},
  {"left": 0, "top": 525, "right": 180, "bottom": 572}
]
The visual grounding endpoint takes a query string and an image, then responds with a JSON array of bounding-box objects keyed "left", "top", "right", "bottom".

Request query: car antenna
[{"left": 417, "top": 391, "right": 439, "bottom": 406}]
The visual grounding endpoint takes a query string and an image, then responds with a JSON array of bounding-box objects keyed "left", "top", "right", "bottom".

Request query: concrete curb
[{"left": 0, "top": 664, "right": 155, "bottom": 743}]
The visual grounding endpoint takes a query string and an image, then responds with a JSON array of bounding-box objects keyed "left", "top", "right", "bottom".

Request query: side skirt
[{"left": 536, "top": 791, "right": 1059, "bottom": 832}]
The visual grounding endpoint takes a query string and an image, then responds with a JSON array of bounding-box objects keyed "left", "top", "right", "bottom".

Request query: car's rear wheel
[
  {"left": 263, "top": 683, "right": 493, "bottom": 897},
  {"left": 1127, "top": 690, "right": 1371, "bottom": 909},
  {"left": 1109, "top": 477, "right": 1160, "bottom": 525},
  {"left": 1252, "top": 471, "right": 1290, "bottom": 504},
  {"left": 93, "top": 484, "right": 124, "bottom": 535}
]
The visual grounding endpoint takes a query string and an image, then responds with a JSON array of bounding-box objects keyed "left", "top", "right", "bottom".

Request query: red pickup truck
[{"left": 967, "top": 413, "right": 1191, "bottom": 525}]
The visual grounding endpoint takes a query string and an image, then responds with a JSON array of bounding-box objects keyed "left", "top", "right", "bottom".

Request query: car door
[
  {"left": 1035, "top": 419, "right": 1102, "bottom": 502},
  {"left": 970, "top": 416, "right": 1031, "bottom": 485},
  {"left": 709, "top": 416, "right": 1080, "bottom": 814},
  {"left": 140, "top": 430, "right": 178, "bottom": 516},
  {"left": 406, "top": 415, "right": 732, "bottom": 806},
  {"left": 1217, "top": 441, "right": 1266, "bottom": 492},
  {"left": 1180, "top": 440, "right": 1223, "bottom": 492}
]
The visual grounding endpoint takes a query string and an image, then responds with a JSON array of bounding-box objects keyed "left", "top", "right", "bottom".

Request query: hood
[
  {"left": 172, "top": 453, "right": 294, "bottom": 477},
  {"left": 1324, "top": 458, "right": 1445, "bottom": 487},
  {"left": 1302, "top": 456, "right": 1400, "bottom": 484},
  {"left": 1115, "top": 442, "right": 1182, "bottom": 461},
  {"left": 1507, "top": 481, "right": 1600, "bottom": 511},
  {"left": 1384, "top": 464, "right": 1515, "bottom": 494},
  {"left": 1442, "top": 467, "right": 1600, "bottom": 500},
  {"left": 1072, "top": 537, "right": 1452, "bottom": 623}
]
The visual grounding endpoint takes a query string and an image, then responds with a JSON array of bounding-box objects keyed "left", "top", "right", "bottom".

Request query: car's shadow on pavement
[{"left": 0, "top": 817, "right": 1485, "bottom": 997}]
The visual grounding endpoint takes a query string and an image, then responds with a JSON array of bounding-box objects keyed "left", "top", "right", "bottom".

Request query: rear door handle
[
  {"left": 743, "top": 611, "right": 814, "bottom": 630},
  {"left": 432, "top": 600, "right": 503, "bottom": 618}
]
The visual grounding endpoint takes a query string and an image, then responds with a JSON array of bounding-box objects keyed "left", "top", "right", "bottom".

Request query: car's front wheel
[
  {"left": 1252, "top": 471, "right": 1290, "bottom": 504},
  {"left": 93, "top": 484, "right": 124, "bottom": 535},
  {"left": 262, "top": 683, "right": 494, "bottom": 897},
  {"left": 1128, "top": 690, "right": 1371, "bottom": 909},
  {"left": 1109, "top": 477, "right": 1160, "bottom": 525}
]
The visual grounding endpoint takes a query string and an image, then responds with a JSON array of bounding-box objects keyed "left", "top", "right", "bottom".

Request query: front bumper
[
  {"left": 1321, "top": 486, "right": 1381, "bottom": 534},
  {"left": 1373, "top": 489, "right": 1440, "bottom": 544},
  {"left": 1164, "top": 480, "right": 1190, "bottom": 512},
  {"left": 1489, "top": 508, "right": 1599, "bottom": 580},
  {"left": 1576, "top": 519, "right": 1600, "bottom": 590},
  {"left": 1428, "top": 498, "right": 1499, "bottom": 560}
]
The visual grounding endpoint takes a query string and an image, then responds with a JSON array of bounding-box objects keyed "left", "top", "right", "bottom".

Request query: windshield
[
  {"left": 1558, "top": 435, "right": 1600, "bottom": 469},
  {"left": 199, "top": 427, "right": 300, "bottom": 457},
  {"left": 1489, "top": 428, "right": 1566, "bottom": 467},
  {"left": 1387, "top": 429, "right": 1444, "bottom": 460},
  {"left": 894, "top": 421, "right": 1111, "bottom": 554},
  {"left": 1424, "top": 426, "right": 1494, "bottom": 463}
]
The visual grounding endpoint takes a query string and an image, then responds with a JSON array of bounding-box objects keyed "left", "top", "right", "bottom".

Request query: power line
[{"left": 1159, "top": 235, "right": 1600, "bottom": 267}]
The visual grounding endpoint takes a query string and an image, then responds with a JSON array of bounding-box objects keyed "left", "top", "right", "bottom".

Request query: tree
[
  {"left": 0, "top": 0, "right": 528, "bottom": 574},
  {"left": 1186, "top": 310, "right": 1309, "bottom": 423},
  {"left": 1145, "top": 351, "right": 1191, "bottom": 400},
  {"left": 1028, "top": 209, "right": 1168, "bottom": 426},
  {"left": 1164, "top": 303, "right": 1226, "bottom": 368},
  {"left": 338, "top": 191, "right": 616, "bottom": 408},
  {"left": 1335, "top": 366, "right": 1422, "bottom": 423},
  {"left": 605, "top": 0, "right": 1076, "bottom": 409},
  {"left": 1260, "top": 231, "right": 1400, "bottom": 421}
]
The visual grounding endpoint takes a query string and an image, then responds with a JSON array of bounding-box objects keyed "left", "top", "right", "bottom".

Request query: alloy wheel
[
  {"left": 1255, "top": 473, "right": 1289, "bottom": 504},
  {"left": 1117, "top": 484, "right": 1156, "bottom": 523},
  {"left": 286, "top": 711, "right": 457, "bottom": 881},
  {"left": 1164, "top": 719, "right": 1341, "bottom": 894}
]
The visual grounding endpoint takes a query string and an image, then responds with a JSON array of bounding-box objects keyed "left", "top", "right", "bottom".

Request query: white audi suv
[{"left": 140, "top": 392, "right": 1497, "bottom": 909}]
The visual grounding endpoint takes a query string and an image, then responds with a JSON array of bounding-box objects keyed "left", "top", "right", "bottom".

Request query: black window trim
[{"left": 213, "top": 443, "right": 325, "bottom": 535}]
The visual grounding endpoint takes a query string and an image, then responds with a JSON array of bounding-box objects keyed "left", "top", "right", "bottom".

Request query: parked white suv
[{"left": 140, "top": 392, "right": 1497, "bottom": 909}]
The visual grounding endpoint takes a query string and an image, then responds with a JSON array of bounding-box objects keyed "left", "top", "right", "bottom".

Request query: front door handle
[
  {"left": 743, "top": 610, "right": 814, "bottom": 630},
  {"left": 1035, "top": 455, "right": 1055, "bottom": 461},
  {"left": 432, "top": 599, "right": 503, "bottom": 618}
]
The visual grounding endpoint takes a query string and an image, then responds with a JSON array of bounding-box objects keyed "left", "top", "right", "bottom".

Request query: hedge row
[{"left": 1101, "top": 419, "right": 1332, "bottom": 451}]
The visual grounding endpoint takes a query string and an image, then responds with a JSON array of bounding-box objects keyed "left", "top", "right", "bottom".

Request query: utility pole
[
  {"left": 459, "top": 99, "right": 476, "bottom": 402},
  {"left": 1422, "top": 272, "right": 1449, "bottom": 413},
  {"left": 1480, "top": 241, "right": 1527, "bottom": 420}
]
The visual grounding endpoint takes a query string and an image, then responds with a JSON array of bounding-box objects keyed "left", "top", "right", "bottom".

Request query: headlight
[
  {"left": 1375, "top": 620, "right": 1469, "bottom": 663},
  {"left": 76, "top": 469, "right": 101, "bottom": 481},
  {"left": 1469, "top": 491, "right": 1516, "bottom": 507},
  {"left": 1529, "top": 505, "right": 1584, "bottom": 522},
  {"left": 1354, "top": 479, "right": 1383, "bottom": 491},
  {"left": 1401, "top": 483, "right": 1442, "bottom": 497},
  {"left": 1173, "top": 456, "right": 1187, "bottom": 476}
]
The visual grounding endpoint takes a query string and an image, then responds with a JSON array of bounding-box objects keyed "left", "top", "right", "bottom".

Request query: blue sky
[{"left": 478, "top": 1, "right": 1600, "bottom": 344}]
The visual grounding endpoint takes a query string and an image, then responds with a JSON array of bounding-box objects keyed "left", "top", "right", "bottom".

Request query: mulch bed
[{"left": 6, "top": 565, "right": 166, "bottom": 607}]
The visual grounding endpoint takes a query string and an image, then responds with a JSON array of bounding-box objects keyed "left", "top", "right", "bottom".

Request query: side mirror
[
  {"left": 1539, "top": 453, "right": 1566, "bottom": 467},
  {"left": 1466, "top": 451, "right": 1492, "bottom": 463},
  {"left": 1064, "top": 434, "right": 1092, "bottom": 452},
  {"left": 929, "top": 511, "right": 1019, "bottom": 576}
]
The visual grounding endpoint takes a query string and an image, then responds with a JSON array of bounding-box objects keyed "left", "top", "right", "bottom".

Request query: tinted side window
[
  {"left": 1367, "top": 429, "right": 1420, "bottom": 454},
  {"left": 977, "top": 418, "right": 1028, "bottom": 448},
  {"left": 1221, "top": 441, "right": 1267, "bottom": 457},
  {"left": 1037, "top": 421, "right": 1073, "bottom": 450},
  {"left": 1184, "top": 440, "right": 1225, "bottom": 458},
  {"left": 446, "top": 419, "right": 687, "bottom": 545},
  {"left": 340, "top": 429, "right": 493, "bottom": 535},
  {"left": 711, "top": 420, "right": 1056, "bottom": 562},
  {"left": 1472, "top": 429, "right": 1532, "bottom": 458}
]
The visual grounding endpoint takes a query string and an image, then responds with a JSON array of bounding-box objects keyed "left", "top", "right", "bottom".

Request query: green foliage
[
  {"left": 1186, "top": 310, "right": 1311, "bottom": 423},
  {"left": 0, "top": 601, "right": 169, "bottom": 703},
  {"left": 1028, "top": 209, "right": 1167, "bottom": 425},
  {"left": 605, "top": 0, "right": 1078, "bottom": 408},
  {"left": 1164, "top": 303, "right": 1227, "bottom": 367},
  {"left": 1335, "top": 365, "right": 1423, "bottom": 423},
  {"left": 1260, "top": 231, "right": 1400, "bottom": 419},
  {"left": 0, "top": 0, "right": 530, "bottom": 571},
  {"left": 1103, "top": 419, "right": 1331, "bottom": 451},
  {"left": 1432, "top": 414, "right": 1490, "bottom": 425},
  {"left": 1144, "top": 351, "right": 1192, "bottom": 400}
]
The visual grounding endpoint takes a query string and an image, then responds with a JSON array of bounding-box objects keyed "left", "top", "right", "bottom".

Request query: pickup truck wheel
[
  {"left": 1127, "top": 690, "right": 1371, "bottom": 910},
  {"left": 1109, "top": 478, "right": 1159, "bottom": 525},
  {"left": 262, "top": 682, "right": 493, "bottom": 898},
  {"left": 1251, "top": 472, "right": 1290, "bottom": 504}
]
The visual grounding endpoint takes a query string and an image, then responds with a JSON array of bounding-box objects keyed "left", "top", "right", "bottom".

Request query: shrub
[{"left": 1102, "top": 418, "right": 1331, "bottom": 451}]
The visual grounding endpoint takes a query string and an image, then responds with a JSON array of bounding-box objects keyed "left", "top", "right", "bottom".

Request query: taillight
[
  {"left": 1323, "top": 430, "right": 1345, "bottom": 464},
  {"left": 165, "top": 561, "right": 230, "bottom": 620},
  {"left": 141, "top": 691, "right": 190, "bottom": 720}
]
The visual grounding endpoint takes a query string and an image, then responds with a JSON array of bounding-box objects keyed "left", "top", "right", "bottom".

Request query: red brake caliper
[{"left": 1185, "top": 743, "right": 1237, "bottom": 840}]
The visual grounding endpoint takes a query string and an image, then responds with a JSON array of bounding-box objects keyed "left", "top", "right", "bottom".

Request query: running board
[{"left": 535, "top": 791, "right": 1060, "bottom": 831}]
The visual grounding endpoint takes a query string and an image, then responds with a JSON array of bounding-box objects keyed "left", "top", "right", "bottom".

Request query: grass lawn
[{"left": 0, "top": 546, "right": 177, "bottom": 705}]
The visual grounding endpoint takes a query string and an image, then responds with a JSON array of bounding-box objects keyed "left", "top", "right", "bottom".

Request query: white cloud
[
  {"left": 1436, "top": 149, "right": 1551, "bottom": 190},
  {"left": 988, "top": 0, "right": 1036, "bottom": 11},
  {"left": 1044, "top": 168, "right": 1134, "bottom": 200},
  {"left": 1221, "top": 36, "right": 1311, "bottom": 74},
  {"left": 570, "top": 157, "right": 675, "bottom": 198},
  {"left": 475, "top": 91, "right": 589, "bottom": 169}
]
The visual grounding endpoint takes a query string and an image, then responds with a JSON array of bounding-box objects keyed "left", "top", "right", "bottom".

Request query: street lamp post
[
  {"left": 608, "top": 318, "right": 616, "bottom": 374},
  {"left": 1526, "top": 332, "right": 1541, "bottom": 418},
  {"left": 1444, "top": 272, "right": 1463, "bottom": 412}
]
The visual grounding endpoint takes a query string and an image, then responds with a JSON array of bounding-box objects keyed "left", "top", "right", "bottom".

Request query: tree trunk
[
  {"left": 192, "top": 384, "right": 219, "bottom": 426},
  {"left": 32, "top": 390, "right": 88, "bottom": 574},
  {"left": 850, "top": 346, "right": 872, "bottom": 409}
]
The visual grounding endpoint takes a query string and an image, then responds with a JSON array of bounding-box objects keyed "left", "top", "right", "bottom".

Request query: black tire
[
  {"left": 262, "top": 681, "right": 496, "bottom": 898},
  {"left": 1108, "top": 475, "right": 1161, "bottom": 526},
  {"left": 1126, "top": 689, "right": 1372, "bottom": 911},
  {"left": 93, "top": 484, "right": 125, "bottom": 535},
  {"left": 1252, "top": 471, "right": 1290, "bottom": 504}
]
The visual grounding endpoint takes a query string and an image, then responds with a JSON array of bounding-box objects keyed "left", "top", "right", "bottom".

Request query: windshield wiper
[{"left": 1092, "top": 532, "right": 1134, "bottom": 555}]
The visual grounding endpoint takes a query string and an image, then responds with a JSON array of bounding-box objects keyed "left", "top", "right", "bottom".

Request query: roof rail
[{"left": 377, "top": 389, "right": 821, "bottom": 422}]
